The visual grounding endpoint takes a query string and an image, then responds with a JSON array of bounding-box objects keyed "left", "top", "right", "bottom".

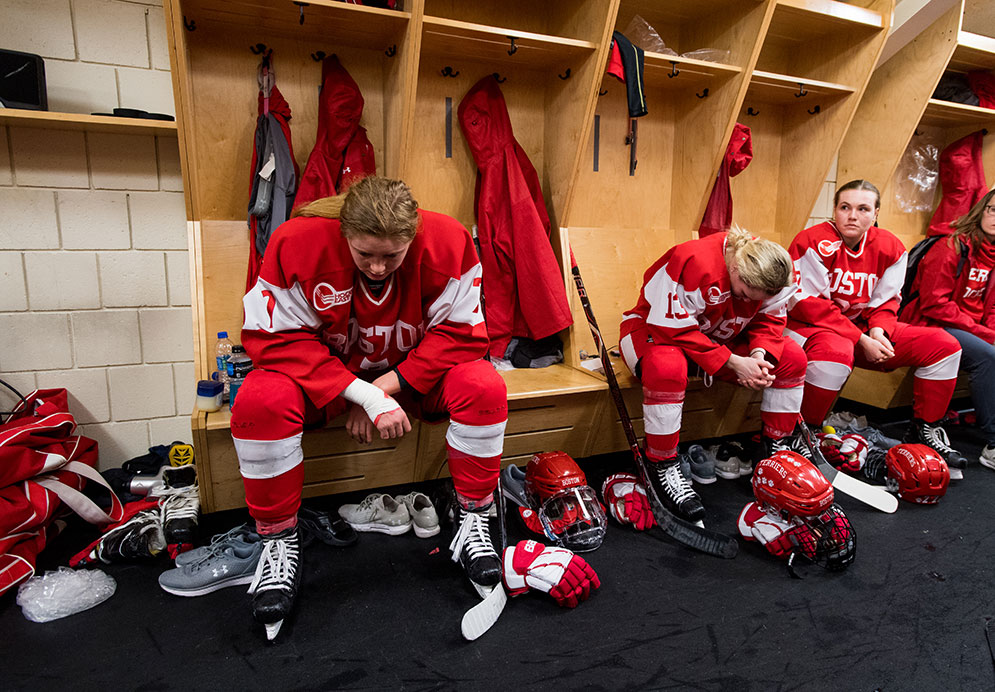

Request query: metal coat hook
[
  {"left": 808, "top": 104, "right": 821, "bottom": 115},
  {"left": 795, "top": 83, "right": 808, "bottom": 98},
  {"left": 558, "top": 68, "right": 572, "bottom": 80},
  {"left": 250, "top": 43, "right": 269, "bottom": 55},
  {"left": 507, "top": 37, "right": 518, "bottom": 56},
  {"left": 385, "top": 45, "right": 397, "bottom": 58},
  {"left": 747, "top": 106, "right": 760, "bottom": 116},
  {"left": 311, "top": 50, "right": 326, "bottom": 62},
  {"left": 599, "top": 89, "right": 608, "bottom": 96},
  {"left": 696, "top": 88, "right": 709, "bottom": 99},
  {"left": 294, "top": 1, "right": 308, "bottom": 24},
  {"left": 668, "top": 61, "right": 680, "bottom": 78},
  {"left": 914, "top": 128, "right": 922, "bottom": 136},
  {"left": 441, "top": 66, "right": 459, "bottom": 78},
  {"left": 183, "top": 15, "right": 196, "bottom": 31},
  {"left": 492, "top": 73, "right": 506, "bottom": 84}
]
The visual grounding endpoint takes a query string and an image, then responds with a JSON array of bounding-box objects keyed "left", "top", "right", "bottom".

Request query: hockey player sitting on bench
[
  {"left": 618, "top": 226, "right": 806, "bottom": 523},
  {"left": 231, "top": 176, "right": 509, "bottom": 637},
  {"left": 787, "top": 179, "right": 967, "bottom": 470}
]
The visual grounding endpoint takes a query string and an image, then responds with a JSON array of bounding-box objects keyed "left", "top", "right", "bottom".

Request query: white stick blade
[
  {"left": 265, "top": 620, "right": 284, "bottom": 641},
  {"left": 832, "top": 471, "right": 899, "bottom": 513},
  {"left": 461, "top": 585, "right": 507, "bottom": 641}
]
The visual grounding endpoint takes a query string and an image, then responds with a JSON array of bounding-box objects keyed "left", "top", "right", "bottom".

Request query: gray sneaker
[
  {"left": 394, "top": 491, "right": 440, "bottom": 538},
  {"left": 158, "top": 531, "right": 262, "bottom": 597},
  {"left": 175, "top": 523, "right": 257, "bottom": 567},
  {"left": 687, "top": 444, "right": 716, "bottom": 484},
  {"left": 338, "top": 493, "right": 412, "bottom": 535}
]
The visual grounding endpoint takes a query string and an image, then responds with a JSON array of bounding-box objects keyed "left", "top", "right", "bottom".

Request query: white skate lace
[
  {"left": 448, "top": 509, "right": 495, "bottom": 564},
  {"left": 658, "top": 464, "right": 697, "bottom": 504},
  {"left": 152, "top": 484, "right": 200, "bottom": 521},
  {"left": 922, "top": 423, "right": 955, "bottom": 454},
  {"left": 248, "top": 533, "right": 300, "bottom": 595}
]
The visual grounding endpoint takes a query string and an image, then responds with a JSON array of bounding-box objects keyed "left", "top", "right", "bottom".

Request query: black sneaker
[
  {"left": 249, "top": 527, "right": 302, "bottom": 633},
  {"left": 449, "top": 502, "right": 501, "bottom": 587},
  {"left": 907, "top": 419, "right": 968, "bottom": 469},
  {"left": 644, "top": 458, "right": 705, "bottom": 523}
]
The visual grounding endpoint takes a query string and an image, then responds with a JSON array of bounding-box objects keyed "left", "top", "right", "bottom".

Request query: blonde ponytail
[
  {"left": 290, "top": 176, "right": 419, "bottom": 243},
  {"left": 724, "top": 225, "right": 793, "bottom": 295},
  {"left": 292, "top": 195, "right": 346, "bottom": 220}
]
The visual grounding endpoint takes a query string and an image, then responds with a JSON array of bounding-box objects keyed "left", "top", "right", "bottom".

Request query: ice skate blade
[
  {"left": 694, "top": 519, "right": 705, "bottom": 528},
  {"left": 949, "top": 468, "right": 963, "bottom": 480},
  {"left": 265, "top": 620, "right": 284, "bottom": 641}
]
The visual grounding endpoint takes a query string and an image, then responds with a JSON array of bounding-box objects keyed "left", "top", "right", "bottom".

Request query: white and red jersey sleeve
[
  {"left": 788, "top": 222, "right": 907, "bottom": 341},
  {"left": 241, "top": 211, "right": 489, "bottom": 407}
]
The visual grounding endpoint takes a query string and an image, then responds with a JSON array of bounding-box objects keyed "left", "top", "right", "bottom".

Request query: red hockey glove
[
  {"left": 737, "top": 502, "right": 817, "bottom": 560},
  {"left": 818, "top": 433, "right": 868, "bottom": 473},
  {"left": 503, "top": 540, "right": 601, "bottom": 608},
  {"left": 601, "top": 473, "right": 655, "bottom": 531}
]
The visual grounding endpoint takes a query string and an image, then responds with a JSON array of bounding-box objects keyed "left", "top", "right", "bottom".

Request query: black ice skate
[
  {"left": 645, "top": 458, "right": 705, "bottom": 523},
  {"left": 758, "top": 431, "right": 812, "bottom": 462},
  {"left": 449, "top": 502, "right": 501, "bottom": 589},
  {"left": 248, "top": 526, "right": 302, "bottom": 641},
  {"left": 151, "top": 464, "right": 200, "bottom": 545},
  {"left": 906, "top": 419, "right": 968, "bottom": 470}
]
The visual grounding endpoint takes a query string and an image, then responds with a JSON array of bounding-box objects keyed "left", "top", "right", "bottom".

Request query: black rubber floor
[{"left": 3, "top": 412, "right": 995, "bottom": 691}]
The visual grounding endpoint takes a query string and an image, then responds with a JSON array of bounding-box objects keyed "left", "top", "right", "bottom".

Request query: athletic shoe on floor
[
  {"left": 175, "top": 523, "right": 257, "bottom": 566},
  {"left": 980, "top": 445, "right": 995, "bottom": 471},
  {"left": 394, "top": 491, "right": 440, "bottom": 538},
  {"left": 159, "top": 531, "right": 263, "bottom": 596},
  {"left": 151, "top": 464, "right": 200, "bottom": 545},
  {"left": 249, "top": 527, "right": 302, "bottom": 628},
  {"left": 450, "top": 501, "right": 501, "bottom": 586},
  {"left": 644, "top": 457, "right": 705, "bottom": 522},
  {"left": 906, "top": 420, "right": 968, "bottom": 469},
  {"left": 337, "top": 493, "right": 412, "bottom": 535},
  {"left": 686, "top": 444, "right": 716, "bottom": 484},
  {"left": 710, "top": 441, "right": 745, "bottom": 480}
]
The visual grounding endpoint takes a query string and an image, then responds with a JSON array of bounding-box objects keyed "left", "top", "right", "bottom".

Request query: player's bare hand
[
  {"left": 373, "top": 407, "right": 411, "bottom": 440},
  {"left": 346, "top": 403, "right": 375, "bottom": 444},
  {"left": 859, "top": 333, "right": 893, "bottom": 364}
]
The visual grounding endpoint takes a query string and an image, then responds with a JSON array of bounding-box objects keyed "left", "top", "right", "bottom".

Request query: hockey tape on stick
[
  {"left": 796, "top": 418, "right": 898, "bottom": 514},
  {"left": 568, "top": 249, "right": 738, "bottom": 558},
  {"left": 461, "top": 583, "right": 507, "bottom": 641}
]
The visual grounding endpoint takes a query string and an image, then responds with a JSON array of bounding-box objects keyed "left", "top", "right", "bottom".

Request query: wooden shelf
[
  {"left": 773, "top": 0, "right": 885, "bottom": 35},
  {"left": 619, "top": 0, "right": 763, "bottom": 29},
  {"left": 947, "top": 31, "right": 995, "bottom": 73},
  {"left": 641, "top": 52, "right": 742, "bottom": 90},
  {"left": 182, "top": 0, "right": 410, "bottom": 46},
  {"left": 0, "top": 108, "right": 178, "bottom": 136},
  {"left": 920, "top": 98, "right": 995, "bottom": 128},
  {"left": 745, "top": 70, "right": 854, "bottom": 105},
  {"left": 420, "top": 16, "right": 596, "bottom": 70}
]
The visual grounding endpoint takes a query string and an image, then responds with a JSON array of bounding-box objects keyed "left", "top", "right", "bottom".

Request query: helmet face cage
[
  {"left": 807, "top": 504, "right": 856, "bottom": 571},
  {"left": 885, "top": 444, "right": 949, "bottom": 504},
  {"left": 536, "top": 486, "right": 606, "bottom": 553}
]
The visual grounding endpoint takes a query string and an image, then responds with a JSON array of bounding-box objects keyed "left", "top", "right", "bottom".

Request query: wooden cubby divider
[{"left": 165, "top": 0, "right": 896, "bottom": 512}]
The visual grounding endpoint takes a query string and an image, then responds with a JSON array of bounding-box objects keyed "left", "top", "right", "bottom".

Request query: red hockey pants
[{"left": 231, "top": 360, "right": 507, "bottom": 527}]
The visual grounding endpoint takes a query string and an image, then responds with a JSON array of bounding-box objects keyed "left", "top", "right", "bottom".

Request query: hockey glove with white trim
[
  {"left": 818, "top": 433, "right": 869, "bottom": 473},
  {"left": 601, "top": 473, "right": 655, "bottom": 531},
  {"left": 503, "top": 540, "right": 600, "bottom": 608}
]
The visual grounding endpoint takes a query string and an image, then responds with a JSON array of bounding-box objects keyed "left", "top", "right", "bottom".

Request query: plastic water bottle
[{"left": 215, "top": 331, "right": 234, "bottom": 399}]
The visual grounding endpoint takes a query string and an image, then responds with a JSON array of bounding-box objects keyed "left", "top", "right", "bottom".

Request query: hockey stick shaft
[{"left": 568, "top": 249, "right": 737, "bottom": 558}]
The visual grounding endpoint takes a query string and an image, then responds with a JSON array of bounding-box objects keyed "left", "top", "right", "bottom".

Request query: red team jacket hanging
[
  {"left": 699, "top": 123, "right": 753, "bottom": 237},
  {"left": 927, "top": 130, "right": 988, "bottom": 236},
  {"left": 293, "top": 54, "right": 376, "bottom": 210},
  {"left": 458, "top": 76, "right": 572, "bottom": 360}
]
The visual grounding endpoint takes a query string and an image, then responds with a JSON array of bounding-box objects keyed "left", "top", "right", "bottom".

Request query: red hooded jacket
[
  {"left": 699, "top": 123, "right": 753, "bottom": 237},
  {"left": 927, "top": 130, "right": 988, "bottom": 236},
  {"left": 458, "top": 76, "right": 572, "bottom": 359},
  {"left": 294, "top": 55, "right": 376, "bottom": 209}
]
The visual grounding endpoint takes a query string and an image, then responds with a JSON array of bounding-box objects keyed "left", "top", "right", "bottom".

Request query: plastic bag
[
  {"left": 893, "top": 133, "right": 942, "bottom": 213},
  {"left": 16, "top": 567, "right": 116, "bottom": 623},
  {"left": 680, "top": 48, "right": 732, "bottom": 64},
  {"left": 623, "top": 14, "right": 675, "bottom": 55}
]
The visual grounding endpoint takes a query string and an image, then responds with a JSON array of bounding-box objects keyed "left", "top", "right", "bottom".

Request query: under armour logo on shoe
[{"left": 213, "top": 565, "right": 229, "bottom": 577}]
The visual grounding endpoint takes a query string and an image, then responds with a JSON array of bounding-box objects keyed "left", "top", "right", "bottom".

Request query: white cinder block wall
[
  {"left": 809, "top": 154, "right": 840, "bottom": 226},
  {"left": 0, "top": 0, "right": 194, "bottom": 470}
]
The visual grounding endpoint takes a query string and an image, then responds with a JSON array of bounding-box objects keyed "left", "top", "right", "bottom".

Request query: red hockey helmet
[
  {"left": 524, "top": 452, "right": 606, "bottom": 552},
  {"left": 752, "top": 450, "right": 834, "bottom": 519},
  {"left": 885, "top": 444, "right": 949, "bottom": 504}
]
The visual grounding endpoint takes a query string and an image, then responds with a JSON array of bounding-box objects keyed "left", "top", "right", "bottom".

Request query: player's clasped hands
[
  {"left": 858, "top": 327, "right": 895, "bottom": 364},
  {"left": 727, "top": 353, "right": 776, "bottom": 390}
]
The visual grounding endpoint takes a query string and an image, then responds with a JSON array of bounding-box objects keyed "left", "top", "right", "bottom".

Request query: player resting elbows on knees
[
  {"left": 619, "top": 226, "right": 806, "bottom": 523},
  {"left": 787, "top": 179, "right": 966, "bottom": 470},
  {"left": 231, "top": 176, "right": 508, "bottom": 636}
]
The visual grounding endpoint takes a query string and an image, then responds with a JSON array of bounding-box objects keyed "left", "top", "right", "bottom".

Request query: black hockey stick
[
  {"left": 569, "top": 249, "right": 738, "bottom": 558},
  {"left": 795, "top": 418, "right": 898, "bottom": 513}
]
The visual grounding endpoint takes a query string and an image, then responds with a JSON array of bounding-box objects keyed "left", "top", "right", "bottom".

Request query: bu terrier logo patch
[
  {"left": 313, "top": 282, "right": 353, "bottom": 310},
  {"left": 818, "top": 239, "right": 842, "bottom": 257}
]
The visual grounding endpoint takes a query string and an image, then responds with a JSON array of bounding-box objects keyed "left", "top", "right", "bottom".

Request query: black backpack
[{"left": 900, "top": 235, "right": 969, "bottom": 311}]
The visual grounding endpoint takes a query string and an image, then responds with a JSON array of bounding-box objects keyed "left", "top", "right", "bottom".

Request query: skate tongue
[{"left": 265, "top": 620, "right": 284, "bottom": 641}]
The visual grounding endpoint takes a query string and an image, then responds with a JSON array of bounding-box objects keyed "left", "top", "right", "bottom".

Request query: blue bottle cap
[
  {"left": 217, "top": 331, "right": 228, "bottom": 338},
  {"left": 197, "top": 380, "right": 224, "bottom": 396}
]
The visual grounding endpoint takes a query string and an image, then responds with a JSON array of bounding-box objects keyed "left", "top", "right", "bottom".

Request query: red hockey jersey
[
  {"left": 241, "top": 210, "right": 488, "bottom": 406},
  {"left": 787, "top": 221, "right": 907, "bottom": 342},
  {"left": 620, "top": 232, "right": 796, "bottom": 375}
]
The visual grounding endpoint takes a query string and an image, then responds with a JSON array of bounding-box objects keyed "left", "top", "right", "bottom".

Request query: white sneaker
[
  {"left": 337, "top": 493, "right": 412, "bottom": 535},
  {"left": 980, "top": 445, "right": 995, "bottom": 471},
  {"left": 394, "top": 491, "right": 440, "bottom": 538}
]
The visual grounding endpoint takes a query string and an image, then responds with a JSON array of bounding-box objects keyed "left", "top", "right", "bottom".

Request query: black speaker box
[{"left": 0, "top": 49, "right": 48, "bottom": 111}]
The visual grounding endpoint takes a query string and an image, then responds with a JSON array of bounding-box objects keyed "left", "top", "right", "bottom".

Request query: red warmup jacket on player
[
  {"left": 900, "top": 236, "right": 995, "bottom": 342},
  {"left": 927, "top": 130, "right": 988, "bottom": 237},
  {"left": 293, "top": 54, "right": 376, "bottom": 210},
  {"left": 458, "top": 76, "right": 573, "bottom": 360},
  {"left": 699, "top": 123, "right": 753, "bottom": 237}
]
